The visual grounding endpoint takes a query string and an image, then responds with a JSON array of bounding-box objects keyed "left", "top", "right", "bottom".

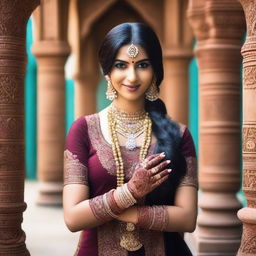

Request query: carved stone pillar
[
  {"left": 162, "top": 0, "right": 193, "bottom": 125},
  {"left": 0, "top": 0, "right": 39, "bottom": 254},
  {"left": 187, "top": 1, "right": 245, "bottom": 255},
  {"left": 73, "top": 35, "right": 99, "bottom": 118},
  {"left": 237, "top": 0, "right": 256, "bottom": 255},
  {"left": 32, "top": 0, "right": 70, "bottom": 205}
]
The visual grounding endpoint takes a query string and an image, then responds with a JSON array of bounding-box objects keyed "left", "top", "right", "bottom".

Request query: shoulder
[
  {"left": 165, "top": 115, "right": 196, "bottom": 157},
  {"left": 69, "top": 113, "right": 99, "bottom": 133}
]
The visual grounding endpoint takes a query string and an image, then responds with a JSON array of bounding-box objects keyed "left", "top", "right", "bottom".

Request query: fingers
[
  {"left": 146, "top": 153, "right": 166, "bottom": 169},
  {"left": 139, "top": 153, "right": 163, "bottom": 169},
  {"left": 152, "top": 169, "right": 171, "bottom": 182},
  {"left": 150, "top": 160, "right": 171, "bottom": 175},
  {"left": 152, "top": 170, "right": 171, "bottom": 188}
]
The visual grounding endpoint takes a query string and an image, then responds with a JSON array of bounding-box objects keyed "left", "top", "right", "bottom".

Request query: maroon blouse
[{"left": 64, "top": 113, "right": 197, "bottom": 256}]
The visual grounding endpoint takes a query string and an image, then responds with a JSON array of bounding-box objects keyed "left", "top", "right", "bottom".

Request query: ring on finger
[
  {"left": 151, "top": 167, "right": 158, "bottom": 174},
  {"left": 154, "top": 173, "right": 161, "bottom": 181}
]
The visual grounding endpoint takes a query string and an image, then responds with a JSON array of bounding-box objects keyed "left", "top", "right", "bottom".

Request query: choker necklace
[
  {"left": 110, "top": 104, "right": 147, "bottom": 150},
  {"left": 107, "top": 105, "right": 152, "bottom": 251}
]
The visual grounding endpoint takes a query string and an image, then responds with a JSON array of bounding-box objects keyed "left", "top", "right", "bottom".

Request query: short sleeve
[
  {"left": 178, "top": 126, "right": 198, "bottom": 189},
  {"left": 63, "top": 116, "right": 89, "bottom": 186}
]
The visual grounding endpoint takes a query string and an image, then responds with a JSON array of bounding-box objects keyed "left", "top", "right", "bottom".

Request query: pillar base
[
  {"left": 185, "top": 229, "right": 241, "bottom": 256},
  {"left": 36, "top": 181, "right": 63, "bottom": 206}
]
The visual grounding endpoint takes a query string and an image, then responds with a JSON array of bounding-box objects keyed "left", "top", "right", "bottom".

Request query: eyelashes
[{"left": 114, "top": 62, "right": 151, "bottom": 69}]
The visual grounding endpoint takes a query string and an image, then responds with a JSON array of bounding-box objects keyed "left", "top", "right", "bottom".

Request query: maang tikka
[{"left": 126, "top": 43, "right": 139, "bottom": 58}]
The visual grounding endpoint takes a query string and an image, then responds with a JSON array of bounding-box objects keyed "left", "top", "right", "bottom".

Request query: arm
[
  {"left": 116, "top": 185, "right": 197, "bottom": 232},
  {"left": 63, "top": 151, "right": 171, "bottom": 232},
  {"left": 63, "top": 184, "right": 102, "bottom": 232}
]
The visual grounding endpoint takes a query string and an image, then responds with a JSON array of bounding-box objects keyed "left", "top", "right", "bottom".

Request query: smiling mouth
[
  {"left": 123, "top": 84, "right": 140, "bottom": 88},
  {"left": 123, "top": 84, "right": 140, "bottom": 92}
]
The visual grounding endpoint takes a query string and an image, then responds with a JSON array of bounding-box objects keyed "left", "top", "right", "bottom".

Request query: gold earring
[
  {"left": 145, "top": 79, "right": 158, "bottom": 101},
  {"left": 106, "top": 80, "right": 117, "bottom": 101}
]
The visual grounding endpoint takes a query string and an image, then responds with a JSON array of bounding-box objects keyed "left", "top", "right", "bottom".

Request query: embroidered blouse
[{"left": 64, "top": 113, "right": 198, "bottom": 256}]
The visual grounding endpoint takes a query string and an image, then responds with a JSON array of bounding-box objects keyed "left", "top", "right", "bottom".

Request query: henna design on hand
[{"left": 127, "top": 153, "right": 171, "bottom": 199}]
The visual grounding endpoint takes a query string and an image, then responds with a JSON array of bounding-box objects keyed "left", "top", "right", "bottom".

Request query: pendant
[
  {"left": 120, "top": 223, "right": 143, "bottom": 251},
  {"left": 125, "top": 134, "right": 137, "bottom": 150}
]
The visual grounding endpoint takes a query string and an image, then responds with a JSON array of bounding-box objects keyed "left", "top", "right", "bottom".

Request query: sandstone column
[
  {"left": 162, "top": 0, "right": 193, "bottom": 125},
  {"left": 187, "top": 0, "right": 245, "bottom": 255},
  {"left": 0, "top": 0, "right": 39, "bottom": 254},
  {"left": 73, "top": 35, "right": 99, "bottom": 118},
  {"left": 237, "top": 0, "right": 256, "bottom": 255},
  {"left": 32, "top": 0, "right": 70, "bottom": 205}
]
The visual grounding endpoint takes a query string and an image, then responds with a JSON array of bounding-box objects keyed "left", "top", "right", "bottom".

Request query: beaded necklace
[
  {"left": 107, "top": 105, "right": 152, "bottom": 251},
  {"left": 108, "top": 105, "right": 152, "bottom": 186}
]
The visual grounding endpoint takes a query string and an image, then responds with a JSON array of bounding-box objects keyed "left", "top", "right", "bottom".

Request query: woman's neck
[{"left": 112, "top": 98, "right": 145, "bottom": 114}]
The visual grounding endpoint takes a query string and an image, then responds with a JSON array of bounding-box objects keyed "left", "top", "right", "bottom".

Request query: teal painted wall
[
  {"left": 25, "top": 19, "right": 37, "bottom": 179},
  {"left": 189, "top": 57, "right": 199, "bottom": 154},
  {"left": 65, "top": 79, "right": 75, "bottom": 134}
]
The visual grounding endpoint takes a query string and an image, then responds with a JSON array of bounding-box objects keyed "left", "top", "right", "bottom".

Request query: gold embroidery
[
  {"left": 63, "top": 149, "right": 88, "bottom": 186},
  {"left": 179, "top": 156, "right": 198, "bottom": 189},
  {"left": 86, "top": 114, "right": 155, "bottom": 180}
]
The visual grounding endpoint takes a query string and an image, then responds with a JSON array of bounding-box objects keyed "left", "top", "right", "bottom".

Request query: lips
[{"left": 123, "top": 84, "right": 140, "bottom": 92}]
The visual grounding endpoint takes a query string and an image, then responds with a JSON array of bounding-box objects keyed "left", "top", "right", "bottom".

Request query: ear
[{"left": 105, "top": 75, "right": 110, "bottom": 81}]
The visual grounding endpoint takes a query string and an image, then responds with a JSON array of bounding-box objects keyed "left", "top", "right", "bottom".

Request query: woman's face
[{"left": 107, "top": 44, "right": 154, "bottom": 103}]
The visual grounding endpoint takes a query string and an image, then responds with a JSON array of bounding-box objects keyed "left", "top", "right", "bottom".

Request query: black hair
[{"left": 98, "top": 23, "right": 187, "bottom": 205}]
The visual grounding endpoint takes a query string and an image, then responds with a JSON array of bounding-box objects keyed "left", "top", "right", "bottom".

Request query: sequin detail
[{"left": 63, "top": 149, "right": 88, "bottom": 186}]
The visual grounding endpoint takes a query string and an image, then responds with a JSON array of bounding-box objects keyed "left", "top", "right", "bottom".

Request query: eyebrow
[{"left": 114, "top": 58, "right": 150, "bottom": 64}]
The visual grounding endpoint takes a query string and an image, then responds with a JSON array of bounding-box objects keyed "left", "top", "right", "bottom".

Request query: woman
[{"left": 63, "top": 22, "right": 198, "bottom": 256}]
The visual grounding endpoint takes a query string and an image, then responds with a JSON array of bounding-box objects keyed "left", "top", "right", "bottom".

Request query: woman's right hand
[{"left": 127, "top": 153, "right": 171, "bottom": 200}]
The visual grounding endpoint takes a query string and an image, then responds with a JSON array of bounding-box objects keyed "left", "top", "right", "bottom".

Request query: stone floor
[{"left": 23, "top": 181, "right": 80, "bottom": 256}]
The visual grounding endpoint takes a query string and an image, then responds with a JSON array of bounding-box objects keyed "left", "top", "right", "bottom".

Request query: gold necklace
[
  {"left": 110, "top": 104, "right": 148, "bottom": 150},
  {"left": 107, "top": 106, "right": 152, "bottom": 251}
]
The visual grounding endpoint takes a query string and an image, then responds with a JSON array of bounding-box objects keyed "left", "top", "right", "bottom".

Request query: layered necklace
[
  {"left": 110, "top": 104, "right": 148, "bottom": 151},
  {"left": 107, "top": 104, "right": 152, "bottom": 251}
]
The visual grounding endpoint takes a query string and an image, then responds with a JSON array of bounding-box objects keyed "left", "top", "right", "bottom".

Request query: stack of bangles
[{"left": 89, "top": 183, "right": 169, "bottom": 231}]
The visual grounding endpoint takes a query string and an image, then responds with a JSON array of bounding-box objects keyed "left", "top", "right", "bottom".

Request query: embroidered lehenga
[{"left": 64, "top": 113, "right": 198, "bottom": 256}]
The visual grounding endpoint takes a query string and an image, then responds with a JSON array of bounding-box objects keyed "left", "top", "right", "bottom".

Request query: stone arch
[{"left": 79, "top": 0, "right": 163, "bottom": 41}]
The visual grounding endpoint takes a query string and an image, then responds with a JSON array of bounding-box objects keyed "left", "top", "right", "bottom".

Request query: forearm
[
  {"left": 65, "top": 184, "right": 136, "bottom": 232},
  {"left": 118, "top": 205, "right": 197, "bottom": 233},
  {"left": 64, "top": 199, "right": 105, "bottom": 232}
]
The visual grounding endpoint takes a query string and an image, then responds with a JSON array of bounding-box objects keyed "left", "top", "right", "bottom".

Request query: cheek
[
  {"left": 141, "top": 72, "right": 153, "bottom": 84},
  {"left": 110, "top": 71, "right": 124, "bottom": 84}
]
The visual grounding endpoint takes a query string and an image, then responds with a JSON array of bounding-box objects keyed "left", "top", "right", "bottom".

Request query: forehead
[{"left": 115, "top": 44, "right": 149, "bottom": 61}]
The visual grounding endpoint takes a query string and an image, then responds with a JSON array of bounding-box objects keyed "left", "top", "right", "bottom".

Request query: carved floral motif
[
  {"left": 238, "top": 224, "right": 256, "bottom": 254},
  {"left": 243, "top": 127, "right": 256, "bottom": 153},
  {"left": 243, "top": 170, "right": 256, "bottom": 191},
  {"left": 0, "top": 75, "right": 23, "bottom": 104},
  {"left": 240, "top": 0, "right": 256, "bottom": 37},
  {"left": 0, "top": 116, "right": 23, "bottom": 139},
  {"left": 244, "top": 66, "right": 256, "bottom": 89}
]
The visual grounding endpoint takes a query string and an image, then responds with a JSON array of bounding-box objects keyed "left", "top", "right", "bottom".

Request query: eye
[
  {"left": 114, "top": 63, "right": 126, "bottom": 69},
  {"left": 137, "top": 62, "right": 150, "bottom": 69}
]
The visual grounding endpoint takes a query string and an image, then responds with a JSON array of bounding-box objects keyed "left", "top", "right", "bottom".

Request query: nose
[{"left": 126, "top": 66, "right": 137, "bottom": 83}]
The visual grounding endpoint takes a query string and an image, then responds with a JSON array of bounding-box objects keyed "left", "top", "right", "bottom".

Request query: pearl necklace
[{"left": 107, "top": 106, "right": 152, "bottom": 251}]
